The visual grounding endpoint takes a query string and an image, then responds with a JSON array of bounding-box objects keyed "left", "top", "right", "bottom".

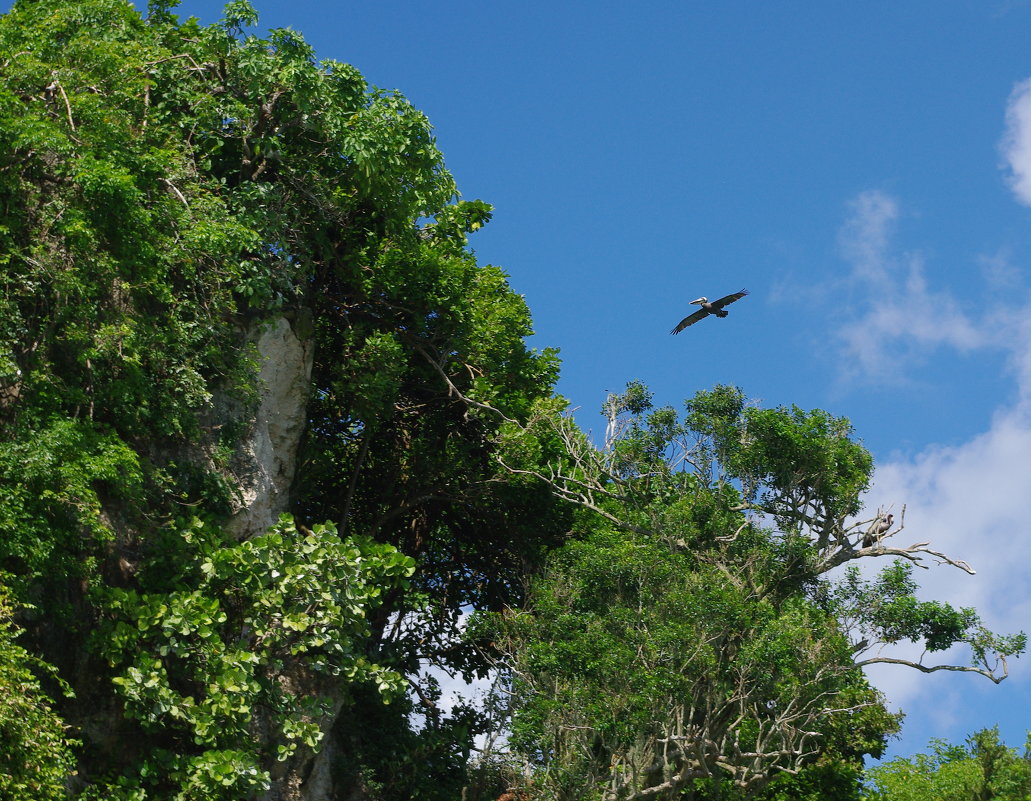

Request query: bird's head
[{"left": 689, "top": 297, "right": 707, "bottom": 305}]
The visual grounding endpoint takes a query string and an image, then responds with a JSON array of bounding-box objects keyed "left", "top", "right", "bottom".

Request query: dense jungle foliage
[{"left": 0, "top": 1, "right": 1024, "bottom": 799}]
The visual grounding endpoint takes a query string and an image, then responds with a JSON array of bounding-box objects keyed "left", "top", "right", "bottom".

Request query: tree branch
[
  {"left": 855, "top": 656, "right": 1010, "bottom": 684},
  {"left": 161, "top": 178, "right": 190, "bottom": 209},
  {"left": 413, "top": 344, "right": 517, "bottom": 424}
]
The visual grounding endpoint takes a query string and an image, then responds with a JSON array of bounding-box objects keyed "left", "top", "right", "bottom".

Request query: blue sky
[{"left": 170, "top": 0, "right": 1031, "bottom": 761}]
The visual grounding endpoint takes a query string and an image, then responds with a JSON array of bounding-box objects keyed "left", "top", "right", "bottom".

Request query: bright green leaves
[
  {"left": 733, "top": 405, "right": 872, "bottom": 543},
  {"left": 422, "top": 199, "right": 494, "bottom": 252},
  {"left": 465, "top": 264, "right": 558, "bottom": 414},
  {"left": 0, "top": 0, "right": 559, "bottom": 796},
  {"left": 0, "top": 418, "right": 142, "bottom": 583},
  {"left": 73, "top": 154, "right": 153, "bottom": 266},
  {"left": 683, "top": 385, "right": 873, "bottom": 545},
  {"left": 679, "top": 383, "right": 746, "bottom": 488},
  {"left": 199, "top": 517, "right": 415, "bottom": 664},
  {"left": 866, "top": 728, "right": 1031, "bottom": 801},
  {"left": 602, "top": 380, "right": 684, "bottom": 483},
  {"left": 483, "top": 384, "right": 944, "bottom": 798},
  {"left": 176, "top": 750, "right": 266, "bottom": 798},
  {"left": 591, "top": 381, "right": 874, "bottom": 553},
  {"left": 0, "top": 0, "right": 460, "bottom": 439},
  {"left": 0, "top": 5, "right": 258, "bottom": 435},
  {"left": 341, "top": 88, "right": 455, "bottom": 221},
  {"left": 482, "top": 526, "right": 883, "bottom": 799},
  {"left": 857, "top": 562, "right": 974, "bottom": 650},
  {"left": 176, "top": 3, "right": 454, "bottom": 244},
  {"left": 102, "top": 514, "right": 414, "bottom": 798},
  {"left": 0, "top": 588, "right": 77, "bottom": 801},
  {"left": 220, "top": 0, "right": 259, "bottom": 33},
  {"left": 831, "top": 563, "right": 1027, "bottom": 667},
  {"left": 605, "top": 381, "right": 870, "bottom": 506}
]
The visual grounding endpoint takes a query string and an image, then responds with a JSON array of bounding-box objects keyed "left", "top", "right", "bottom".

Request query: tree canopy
[
  {"left": 0, "top": 0, "right": 561, "bottom": 795},
  {"left": 0, "top": 1, "right": 1022, "bottom": 799},
  {"left": 474, "top": 383, "right": 1023, "bottom": 800},
  {"left": 866, "top": 728, "right": 1031, "bottom": 801}
]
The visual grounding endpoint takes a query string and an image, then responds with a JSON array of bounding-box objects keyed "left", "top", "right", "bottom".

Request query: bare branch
[
  {"left": 495, "top": 456, "right": 651, "bottom": 537},
  {"left": 413, "top": 344, "right": 518, "bottom": 424},
  {"left": 45, "top": 78, "right": 77, "bottom": 135},
  {"left": 815, "top": 504, "right": 976, "bottom": 575},
  {"left": 1, "top": 51, "right": 29, "bottom": 71},
  {"left": 161, "top": 178, "right": 190, "bottom": 209},
  {"left": 855, "top": 656, "right": 1009, "bottom": 684}
]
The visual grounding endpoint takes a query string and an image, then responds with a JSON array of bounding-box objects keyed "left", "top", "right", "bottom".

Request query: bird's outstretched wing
[
  {"left": 711, "top": 289, "right": 749, "bottom": 310},
  {"left": 670, "top": 308, "right": 708, "bottom": 334}
]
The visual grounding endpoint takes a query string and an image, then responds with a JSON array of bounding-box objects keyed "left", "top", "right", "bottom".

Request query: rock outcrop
[{"left": 225, "top": 314, "right": 314, "bottom": 541}]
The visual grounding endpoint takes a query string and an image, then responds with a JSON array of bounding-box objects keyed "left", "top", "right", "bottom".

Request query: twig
[
  {"left": 159, "top": 178, "right": 190, "bottom": 209},
  {"left": 53, "top": 80, "right": 76, "bottom": 132},
  {"left": 161, "top": 178, "right": 190, "bottom": 209},
  {"left": 1, "top": 51, "right": 29, "bottom": 71}
]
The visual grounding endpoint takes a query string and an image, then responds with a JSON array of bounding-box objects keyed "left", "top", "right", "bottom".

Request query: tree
[
  {"left": 865, "top": 728, "right": 1031, "bottom": 801},
  {"left": 1, "top": 0, "right": 1019, "bottom": 797},
  {"left": 0, "top": 586, "right": 77, "bottom": 801},
  {"left": 479, "top": 525, "right": 897, "bottom": 800},
  {"left": 0, "top": 0, "right": 563, "bottom": 796},
  {"left": 477, "top": 383, "right": 1023, "bottom": 799},
  {"left": 97, "top": 516, "right": 414, "bottom": 800}
]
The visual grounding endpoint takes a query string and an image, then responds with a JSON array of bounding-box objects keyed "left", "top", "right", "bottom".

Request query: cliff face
[
  {"left": 219, "top": 314, "right": 341, "bottom": 801},
  {"left": 225, "top": 315, "right": 314, "bottom": 543}
]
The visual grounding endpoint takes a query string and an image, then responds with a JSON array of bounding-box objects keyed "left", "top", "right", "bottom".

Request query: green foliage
[
  {"left": 831, "top": 563, "right": 1026, "bottom": 666},
  {"left": 477, "top": 521, "right": 896, "bottom": 800},
  {"left": 0, "top": 1, "right": 1014, "bottom": 798},
  {"left": 683, "top": 386, "right": 873, "bottom": 546},
  {"left": 865, "top": 728, "right": 1031, "bottom": 801},
  {"left": 288, "top": 211, "right": 565, "bottom": 796},
  {"left": 0, "top": 0, "right": 555, "bottom": 794},
  {"left": 330, "top": 679, "right": 490, "bottom": 801},
  {"left": 0, "top": 418, "right": 142, "bottom": 582},
  {"left": 596, "top": 383, "right": 1022, "bottom": 663},
  {"left": 0, "top": 0, "right": 256, "bottom": 438},
  {"left": 477, "top": 383, "right": 1023, "bottom": 799},
  {"left": 0, "top": 585, "right": 77, "bottom": 801},
  {"left": 422, "top": 198, "right": 494, "bottom": 249},
  {"left": 297, "top": 231, "right": 565, "bottom": 668},
  {"left": 99, "top": 515, "right": 413, "bottom": 799},
  {"left": 735, "top": 405, "right": 871, "bottom": 539}
]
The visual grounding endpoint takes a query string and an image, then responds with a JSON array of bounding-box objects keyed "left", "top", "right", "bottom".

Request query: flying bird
[{"left": 670, "top": 289, "right": 749, "bottom": 334}]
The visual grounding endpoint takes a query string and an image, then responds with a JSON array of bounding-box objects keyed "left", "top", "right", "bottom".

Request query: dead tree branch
[{"left": 854, "top": 656, "right": 1011, "bottom": 684}]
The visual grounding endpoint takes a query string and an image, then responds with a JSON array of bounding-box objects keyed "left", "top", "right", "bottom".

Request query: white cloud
[
  {"left": 838, "top": 226, "right": 1031, "bottom": 712},
  {"left": 998, "top": 306, "right": 1031, "bottom": 405},
  {"left": 837, "top": 190, "right": 899, "bottom": 289},
  {"left": 860, "top": 395, "right": 1031, "bottom": 714},
  {"left": 833, "top": 191, "right": 991, "bottom": 384},
  {"left": 822, "top": 172, "right": 1031, "bottom": 719},
  {"left": 1001, "top": 78, "right": 1031, "bottom": 207},
  {"left": 979, "top": 248, "right": 1022, "bottom": 289}
]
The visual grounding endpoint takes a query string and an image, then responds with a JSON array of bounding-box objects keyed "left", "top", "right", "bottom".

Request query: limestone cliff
[{"left": 225, "top": 314, "right": 314, "bottom": 542}]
